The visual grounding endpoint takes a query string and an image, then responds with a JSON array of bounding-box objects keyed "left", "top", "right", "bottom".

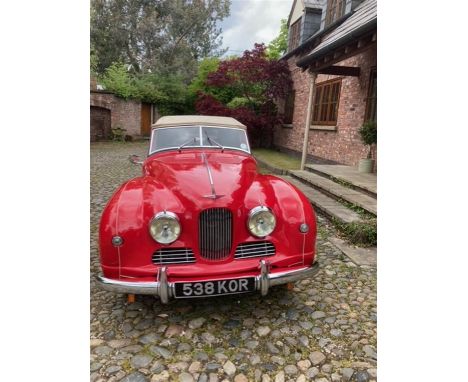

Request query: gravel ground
[{"left": 90, "top": 142, "right": 377, "bottom": 382}]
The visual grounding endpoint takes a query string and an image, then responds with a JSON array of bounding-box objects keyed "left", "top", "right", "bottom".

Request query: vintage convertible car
[{"left": 97, "top": 115, "right": 319, "bottom": 303}]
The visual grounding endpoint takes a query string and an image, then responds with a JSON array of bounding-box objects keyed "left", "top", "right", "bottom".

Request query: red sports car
[{"left": 97, "top": 115, "right": 319, "bottom": 303}]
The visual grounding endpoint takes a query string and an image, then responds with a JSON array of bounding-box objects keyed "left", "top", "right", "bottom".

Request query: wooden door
[
  {"left": 141, "top": 103, "right": 152, "bottom": 136},
  {"left": 90, "top": 106, "right": 111, "bottom": 141}
]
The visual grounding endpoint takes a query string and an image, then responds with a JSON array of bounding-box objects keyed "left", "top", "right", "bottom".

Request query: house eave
[
  {"left": 280, "top": 12, "right": 354, "bottom": 61},
  {"left": 296, "top": 18, "right": 377, "bottom": 68}
]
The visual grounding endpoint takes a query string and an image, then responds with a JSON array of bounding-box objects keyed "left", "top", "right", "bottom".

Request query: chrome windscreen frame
[{"left": 148, "top": 125, "right": 251, "bottom": 156}]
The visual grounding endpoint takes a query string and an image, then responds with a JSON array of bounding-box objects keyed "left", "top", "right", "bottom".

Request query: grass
[
  {"left": 332, "top": 218, "right": 377, "bottom": 247},
  {"left": 252, "top": 148, "right": 301, "bottom": 170},
  {"left": 121, "top": 359, "right": 132, "bottom": 373}
]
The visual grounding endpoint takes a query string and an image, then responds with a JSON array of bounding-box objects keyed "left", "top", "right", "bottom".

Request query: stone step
[
  {"left": 305, "top": 164, "right": 377, "bottom": 198},
  {"left": 329, "top": 237, "right": 377, "bottom": 267},
  {"left": 281, "top": 175, "right": 362, "bottom": 224},
  {"left": 289, "top": 170, "right": 377, "bottom": 216}
]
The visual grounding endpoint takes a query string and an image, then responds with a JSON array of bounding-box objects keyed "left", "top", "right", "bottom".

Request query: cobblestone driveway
[{"left": 91, "top": 142, "right": 377, "bottom": 382}]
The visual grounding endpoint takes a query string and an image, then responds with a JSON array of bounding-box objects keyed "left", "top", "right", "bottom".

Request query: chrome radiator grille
[
  {"left": 152, "top": 248, "right": 196, "bottom": 265},
  {"left": 199, "top": 208, "right": 232, "bottom": 261},
  {"left": 234, "top": 241, "right": 275, "bottom": 259}
]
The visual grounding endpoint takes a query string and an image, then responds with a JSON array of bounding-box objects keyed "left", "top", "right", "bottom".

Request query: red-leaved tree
[{"left": 195, "top": 43, "right": 291, "bottom": 147}]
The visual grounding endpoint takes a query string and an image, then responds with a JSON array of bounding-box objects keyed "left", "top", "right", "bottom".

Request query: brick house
[
  {"left": 90, "top": 79, "right": 159, "bottom": 141},
  {"left": 275, "top": 0, "right": 377, "bottom": 170}
]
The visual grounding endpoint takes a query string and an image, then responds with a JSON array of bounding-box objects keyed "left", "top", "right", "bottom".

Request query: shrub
[
  {"left": 358, "top": 121, "right": 377, "bottom": 158},
  {"left": 333, "top": 218, "right": 377, "bottom": 247},
  {"left": 195, "top": 43, "right": 291, "bottom": 147},
  {"left": 99, "top": 62, "right": 192, "bottom": 115},
  {"left": 101, "top": 63, "right": 137, "bottom": 99},
  {"left": 227, "top": 97, "right": 251, "bottom": 109}
]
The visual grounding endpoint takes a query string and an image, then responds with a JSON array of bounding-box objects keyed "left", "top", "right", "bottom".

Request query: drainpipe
[{"left": 300, "top": 71, "right": 317, "bottom": 170}]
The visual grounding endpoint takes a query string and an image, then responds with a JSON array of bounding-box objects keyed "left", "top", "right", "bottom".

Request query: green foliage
[
  {"left": 90, "top": 44, "right": 99, "bottom": 76},
  {"left": 333, "top": 218, "right": 377, "bottom": 247},
  {"left": 132, "top": 74, "right": 169, "bottom": 104},
  {"left": 99, "top": 62, "right": 192, "bottom": 115},
  {"left": 188, "top": 57, "right": 241, "bottom": 105},
  {"left": 267, "top": 19, "right": 288, "bottom": 59},
  {"left": 100, "top": 63, "right": 137, "bottom": 99},
  {"left": 91, "top": 0, "right": 231, "bottom": 76},
  {"left": 227, "top": 97, "right": 250, "bottom": 109},
  {"left": 188, "top": 57, "right": 220, "bottom": 96},
  {"left": 359, "top": 121, "right": 377, "bottom": 146},
  {"left": 359, "top": 121, "right": 377, "bottom": 158}
]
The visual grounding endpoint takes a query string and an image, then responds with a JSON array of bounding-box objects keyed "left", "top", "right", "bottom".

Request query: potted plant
[{"left": 358, "top": 121, "right": 377, "bottom": 173}]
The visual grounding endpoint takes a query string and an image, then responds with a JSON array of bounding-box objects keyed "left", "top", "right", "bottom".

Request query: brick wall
[
  {"left": 90, "top": 91, "right": 142, "bottom": 138},
  {"left": 274, "top": 44, "right": 377, "bottom": 168}
]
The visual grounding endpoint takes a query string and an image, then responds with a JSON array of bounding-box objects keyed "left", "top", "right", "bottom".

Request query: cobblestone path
[{"left": 90, "top": 142, "right": 377, "bottom": 382}]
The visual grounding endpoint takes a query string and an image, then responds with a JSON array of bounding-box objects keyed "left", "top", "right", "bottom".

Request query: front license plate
[{"left": 174, "top": 277, "right": 256, "bottom": 298}]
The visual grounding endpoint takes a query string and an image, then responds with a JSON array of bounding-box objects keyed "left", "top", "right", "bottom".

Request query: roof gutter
[{"left": 296, "top": 18, "right": 377, "bottom": 68}]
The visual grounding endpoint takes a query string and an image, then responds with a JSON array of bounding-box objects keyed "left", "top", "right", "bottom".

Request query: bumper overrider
[{"left": 96, "top": 260, "right": 320, "bottom": 304}]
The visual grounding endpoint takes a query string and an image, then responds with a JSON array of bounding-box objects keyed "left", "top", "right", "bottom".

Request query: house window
[
  {"left": 288, "top": 19, "right": 301, "bottom": 51},
  {"left": 325, "top": 0, "right": 346, "bottom": 27},
  {"left": 284, "top": 90, "right": 295, "bottom": 124},
  {"left": 312, "top": 79, "right": 342, "bottom": 125},
  {"left": 365, "top": 68, "right": 377, "bottom": 122}
]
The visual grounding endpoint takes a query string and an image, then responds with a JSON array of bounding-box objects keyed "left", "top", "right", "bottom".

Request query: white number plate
[{"left": 174, "top": 278, "right": 255, "bottom": 298}]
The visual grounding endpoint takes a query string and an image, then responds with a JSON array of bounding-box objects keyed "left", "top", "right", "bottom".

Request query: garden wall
[{"left": 90, "top": 90, "right": 142, "bottom": 140}]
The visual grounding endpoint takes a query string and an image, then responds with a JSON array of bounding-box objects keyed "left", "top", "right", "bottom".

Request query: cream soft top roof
[{"left": 152, "top": 115, "right": 246, "bottom": 129}]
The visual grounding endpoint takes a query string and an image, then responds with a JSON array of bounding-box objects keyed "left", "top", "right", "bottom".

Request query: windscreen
[
  {"left": 150, "top": 126, "right": 250, "bottom": 154},
  {"left": 150, "top": 126, "right": 200, "bottom": 153},
  {"left": 202, "top": 127, "right": 249, "bottom": 151}
]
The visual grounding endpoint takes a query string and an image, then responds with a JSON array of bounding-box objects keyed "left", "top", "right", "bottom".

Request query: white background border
[{"left": 1, "top": 1, "right": 468, "bottom": 381}]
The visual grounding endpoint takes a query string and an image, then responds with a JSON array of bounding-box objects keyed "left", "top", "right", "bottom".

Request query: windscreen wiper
[
  {"left": 205, "top": 133, "right": 224, "bottom": 152},
  {"left": 178, "top": 137, "right": 197, "bottom": 152}
]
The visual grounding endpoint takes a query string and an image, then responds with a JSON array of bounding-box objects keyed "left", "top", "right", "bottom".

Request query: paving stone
[
  {"left": 274, "top": 371, "right": 285, "bottom": 382},
  {"left": 309, "top": 351, "right": 326, "bottom": 366},
  {"left": 121, "top": 372, "right": 148, "bottom": 382},
  {"left": 179, "top": 372, "right": 195, "bottom": 382},
  {"left": 151, "top": 371, "right": 169, "bottom": 382},
  {"left": 131, "top": 354, "right": 153, "bottom": 368},
  {"left": 223, "top": 360, "right": 236, "bottom": 376},
  {"left": 256, "top": 326, "right": 271, "bottom": 336},
  {"left": 234, "top": 374, "right": 248, "bottom": 382},
  {"left": 354, "top": 371, "right": 370, "bottom": 382},
  {"left": 189, "top": 318, "right": 206, "bottom": 329},
  {"left": 342, "top": 368, "right": 354, "bottom": 381}
]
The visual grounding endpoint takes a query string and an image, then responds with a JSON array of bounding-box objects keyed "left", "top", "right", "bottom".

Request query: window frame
[
  {"left": 312, "top": 78, "right": 342, "bottom": 126},
  {"left": 325, "top": 0, "right": 346, "bottom": 27},
  {"left": 283, "top": 90, "right": 296, "bottom": 125},
  {"left": 288, "top": 18, "right": 302, "bottom": 52},
  {"left": 364, "top": 67, "right": 377, "bottom": 123}
]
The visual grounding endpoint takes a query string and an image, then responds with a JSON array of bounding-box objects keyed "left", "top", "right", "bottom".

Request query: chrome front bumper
[{"left": 96, "top": 260, "right": 320, "bottom": 304}]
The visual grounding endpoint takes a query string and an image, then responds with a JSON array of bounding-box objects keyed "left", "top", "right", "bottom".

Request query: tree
[
  {"left": 188, "top": 57, "right": 241, "bottom": 105},
  {"left": 100, "top": 62, "right": 192, "bottom": 115},
  {"left": 91, "top": 0, "right": 231, "bottom": 80},
  {"left": 205, "top": 43, "right": 290, "bottom": 107},
  {"left": 267, "top": 18, "right": 288, "bottom": 60},
  {"left": 195, "top": 44, "right": 291, "bottom": 147},
  {"left": 100, "top": 63, "right": 138, "bottom": 99}
]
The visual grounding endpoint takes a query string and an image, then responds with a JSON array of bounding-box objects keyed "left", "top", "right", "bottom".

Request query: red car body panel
[{"left": 99, "top": 148, "right": 317, "bottom": 284}]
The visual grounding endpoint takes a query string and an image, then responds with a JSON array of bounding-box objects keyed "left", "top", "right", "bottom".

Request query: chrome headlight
[
  {"left": 247, "top": 206, "right": 276, "bottom": 237},
  {"left": 149, "top": 211, "right": 181, "bottom": 244}
]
